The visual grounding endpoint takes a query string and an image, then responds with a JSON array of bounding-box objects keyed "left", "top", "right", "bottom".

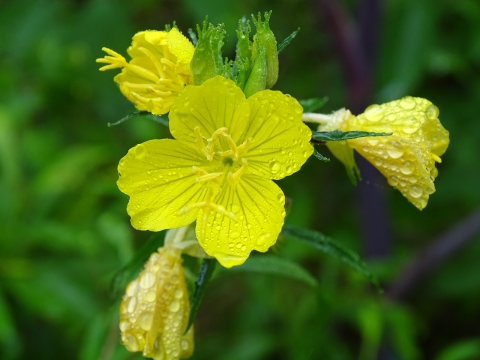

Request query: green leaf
[
  {"left": 313, "top": 149, "right": 330, "bottom": 162},
  {"left": 312, "top": 129, "right": 391, "bottom": 142},
  {"left": 107, "top": 111, "right": 169, "bottom": 127},
  {"left": 281, "top": 225, "right": 381, "bottom": 290},
  {"left": 227, "top": 255, "right": 318, "bottom": 288},
  {"left": 437, "top": 339, "right": 480, "bottom": 360},
  {"left": 277, "top": 27, "right": 300, "bottom": 53},
  {"left": 186, "top": 258, "right": 217, "bottom": 332},
  {"left": 299, "top": 97, "right": 329, "bottom": 112},
  {"left": 110, "top": 232, "right": 165, "bottom": 301}
]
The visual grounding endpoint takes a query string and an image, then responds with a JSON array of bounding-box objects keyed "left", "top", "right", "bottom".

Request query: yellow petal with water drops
[
  {"left": 242, "top": 90, "right": 313, "bottom": 180},
  {"left": 195, "top": 174, "right": 286, "bottom": 268},
  {"left": 346, "top": 97, "right": 449, "bottom": 209},
  {"left": 120, "top": 247, "right": 194, "bottom": 360},
  {"left": 127, "top": 30, "right": 168, "bottom": 59},
  {"left": 166, "top": 28, "right": 195, "bottom": 85},
  {"left": 169, "top": 76, "right": 250, "bottom": 146},
  {"left": 117, "top": 139, "right": 218, "bottom": 231}
]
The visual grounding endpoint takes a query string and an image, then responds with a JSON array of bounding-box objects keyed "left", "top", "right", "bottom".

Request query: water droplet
[
  {"left": 174, "top": 289, "right": 183, "bottom": 299},
  {"left": 388, "top": 176, "right": 398, "bottom": 186},
  {"left": 230, "top": 231, "right": 240, "bottom": 239},
  {"left": 256, "top": 233, "right": 271, "bottom": 246},
  {"left": 402, "top": 117, "right": 418, "bottom": 134},
  {"left": 277, "top": 192, "right": 285, "bottom": 203},
  {"left": 139, "top": 312, "right": 154, "bottom": 331},
  {"left": 426, "top": 105, "right": 439, "bottom": 120},
  {"left": 135, "top": 144, "right": 146, "bottom": 159},
  {"left": 409, "top": 186, "right": 423, "bottom": 198},
  {"left": 399, "top": 96, "right": 416, "bottom": 110},
  {"left": 181, "top": 340, "right": 190, "bottom": 351},
  {"left": 126, "top": 281, "right": 138, "bottom": 296},
  {"left": 286, "top": 165, "right": 293, "bottom": 174},
  {"left": 425, "top": 187, "right": 435, "bottom": 194},
  {"left": 127, "top": 297, "right": 137, "bottom": 313},
  {"left": 124, "top": 333, "right": 139, "bottom": 352},
  {"left": 145, "top": 291, "right": 156, "bottom": 302},
  {"left": 400, "top": 164, "right": 413, "bottom": 175},
  {"left": 408, "top": 177, "right": 417, "bottom": 183},
  {"left": 269, "top": 161, "right": 280, "bottom": 173},
  {"left": 387, "top": 148, "right": 404, "bottom": 159},
  {"left": 119, "top": 320, "right": 130, "bottom": 332},
  {"left": 169, "top": 300, "right": 180, "bottom": 312},
  {"left": 241, "top": 245, "right": 246, "bottom": 252},
  {"left": 139, "top": 272, "right": 156, "bottom": 289},
  {"left": 367, "top": 139, "right": 378, "bottom": 146},
  {"left": 364, "top": 104, "right": 384, "bottom": 122},
  {"left": 374, "top": 158, "right": 382, "bottom": 166},
  {"left": 231, "top": 203, "right": 240, "bottom": 213}
]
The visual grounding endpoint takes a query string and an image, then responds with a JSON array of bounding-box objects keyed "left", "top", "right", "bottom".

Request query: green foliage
[
  {"left": 277, "top": 28, "right": 300, "bottom": 53},
  {"left": 299, "top": 96, "right": 328, "bottom": 112},
  {"left": 107, "top": 111, "right": 169, "bottom": 127},
  {"left": 312, "top": 129, "right": 392, "bottom": 141},
  {"left": 313, "top": 149, "right": 330, "bottom": 162}
]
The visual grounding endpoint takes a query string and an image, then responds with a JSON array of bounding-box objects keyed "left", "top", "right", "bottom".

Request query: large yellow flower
[
  {"left": 120, "top": 246, "right": 193, "bottom": 360},
  {"left": 308, "top": 97, "right": 449, "bottom": 210},
  {"left": 96, "top": 28, "right": 194, "bottom": 115},
  {"left": 117, "top": 76, "right": 313, "bottom": 267}
]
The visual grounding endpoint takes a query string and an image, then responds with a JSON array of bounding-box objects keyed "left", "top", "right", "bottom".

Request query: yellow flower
[
  {"left": 96, "top": 28, "right": 194, "bottom": 115},
  {"left": 119, "top": 246, "right": 194, "bottom": 360},
  {"left": 117, "top": 76, "right": 313, "bottom": 267},
  {"left": 308, "top": 96, "right": 450, "bottom": 210}
]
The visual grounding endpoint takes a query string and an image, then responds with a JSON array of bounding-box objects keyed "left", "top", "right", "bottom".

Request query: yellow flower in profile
[
  {"left": 307, "top": 96, "right": 450, "bottom": 210},
  {"left": 119, "top": 246, "right": 194, "bottom": 360},
  {"left": 96, "top": 28, "right": 194, "bottom": 115},
  {"left": 117, "top": 76, "right": 313, "bottom": 268}
]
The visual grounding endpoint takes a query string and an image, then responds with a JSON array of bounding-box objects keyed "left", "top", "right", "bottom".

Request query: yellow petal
[
  {"left": 166, "top": 28, "right": 195, "bottom": 85},
  {"left": 195, "top": 174, "right": 286, "bottom": 268},
  {"left": 127, "top": 30, "right": 168, "bottom": 59},
  {"left": 119, "top": 247, "right": 194, "bottom": 359},
  {"left": 169, "top": 76, "right": 250, "bottom": 146},
  {"left": 346, "top": 97, "right": 450, "bottom": 210},
  {"left": 242, "top": 90, "right": 313, "bottom": 180},
  {"left": 117, "top": 139, "right": 217, "bottom": 231}
]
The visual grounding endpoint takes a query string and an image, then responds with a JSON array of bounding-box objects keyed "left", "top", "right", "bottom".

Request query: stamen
[
  {"left": 194, "top": 127, "right": 212, "bottom": 160},
  {"left": 96, "top": 47, "right": 128, "bottom": 71},
  {"left": 227, "top": 159, "right": 248, "bottom": 187},
  {"left": 431, "top": 153, "right": 442, "bottom": 163},
  {"left": 222, "top": 134, "right": 239, "bottom": 160},
  {"left": 138, "top": 47, "right": 166, "bottom": 79},
  {"left": 237, "top": 137, "right": 253, "bottom": 155},
  {"left": 196, "top": 172, "right": 223, "bottom": 183},
  {"left": 130, "top": 92, "right": 158, "bottom": 105},
  {"left": 125, "top": 63, "right": 160, "bottom": 83}
]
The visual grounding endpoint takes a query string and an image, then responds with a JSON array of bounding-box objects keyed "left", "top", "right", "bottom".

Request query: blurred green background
[{"left": 1, "top": 0, "right": 480, "bottom": 359}]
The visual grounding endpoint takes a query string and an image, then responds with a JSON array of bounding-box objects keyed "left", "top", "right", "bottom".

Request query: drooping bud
[
  {"left": 190, "top": 19, "right": 226, "bottom": 85},
  {"left": 244, "top": 11, "right": 278, "bottom": 97},
  {"left": 119, "top": 247, "right": 194, "bottom": 360}
]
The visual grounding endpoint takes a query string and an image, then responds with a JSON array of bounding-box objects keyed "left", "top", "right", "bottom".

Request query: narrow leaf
[
  {"left": 186, "top": 258, "right": 216, "bottom": 332},
  {"left": 107, "top": 111, "right": 169, "bottom": 127},
  {"left": 281, "top": 225, "right": 381, "bottom": 290},
  {"left": 110, "top": 232, "right": 165, "bottom": 300},
  {"left": 188, "top": 28, "right": 198, "bottom": 46},
  {"left": 277, "top": 28, "right": 300, "bottom": 53},
  {"left": 228, "top": 255, "right": 318, "bottom": 288},
  {"left": 312, "top": 129, "right": 391, "bottom": 142},
  {"left": 314, "top": 149, "right": 330, "bottom": 162},
  {"left": 299, "top": 97, "right": 329, "bottom": 112}
]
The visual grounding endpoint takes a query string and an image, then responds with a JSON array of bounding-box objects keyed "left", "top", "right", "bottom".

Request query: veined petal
[
  {"left": 243, "top": 90, "right": 313, "bottom": 180},
  {"left": 349, "top": 135, "right": 435, "bottom": 210},
  {"left": 127, "top": 30, "right": 167, "bottom": 59},
  {"left": 118, "top": 139, "right": 218, "bottom": 231},
  {"left": 169, "top": 76, "right": 250, "bottom": 146},
  {"left": 195, "top": 174, "right": 286, "bottom": 268}
]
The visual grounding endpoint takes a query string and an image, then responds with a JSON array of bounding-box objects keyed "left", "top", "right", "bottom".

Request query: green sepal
[
  {"left": 225, "top": 255, "right": 318, "bottom": 288},
  {"left": 327, "top": 141, "right": 361, "bottom": 185},
  {"left": 185, "top": 258, "right": 217, "bottom": 332},
  {"left": 281, "top": 225, "right": 382, "bottom": 291},
  {"left": 234, "top": 19, "right": 253, "bottom": 90},
  {"left": 312, "top": 129, "right": 392, "bottom": 141},
  {"left": 244, "top": 11, "right": 278, "bottom": 96},
  {"left": 109, "top": 232, "right": 165, "bottom": 301},
  {"left": 299, "top": 97, "right": 329, "bottom": 112},
  {"left": 190, "top": 18, "right": 226, "bottom": 85},
  {"left": 107, "top": 111, "right": 169, "bottom": 127},
  {"left": 277, "top": 27, "right": 300, "bottom": 53},
  {"left": 313, "top": 149, "right": 330, "bottom": 162},
  {"left": 187, "top": 28, "right": 198, "bottom": 46}
]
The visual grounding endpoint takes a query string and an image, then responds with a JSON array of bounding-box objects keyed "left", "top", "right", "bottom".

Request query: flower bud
[{"left": 119, "top": 247, "right": 194, "bottom": 360}]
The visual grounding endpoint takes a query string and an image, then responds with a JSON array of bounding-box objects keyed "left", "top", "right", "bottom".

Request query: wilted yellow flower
[
  {"left": 117, "top": 76, "right": 313, "bottom": 268},
  {"left": 96, "top": 28, "right": 194, "bottom": 115},
  {"left": 119, "top": 246, "right": 194, "bottom": 360},
  {"left": 306, "top": 96, "right": 450, "bottom": 210}
]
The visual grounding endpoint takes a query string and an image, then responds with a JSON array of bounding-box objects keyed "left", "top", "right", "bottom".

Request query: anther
[
  {"left": 431, "top": 153, "right": 442, "bottom": 163},
  {"left": 227, "top": 159, "right": 248, "bottom": 187}
]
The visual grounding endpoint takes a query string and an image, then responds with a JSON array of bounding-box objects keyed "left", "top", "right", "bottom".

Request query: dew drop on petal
[
  {"left": 127, "top": 297, "right": 137, "bottom": 313},
  {"left": 409, "top": 186, "right": 423, "bottom": 198},
  {"left": 145, "top": 291, "right": 156, "bottom": 302},
  {"left": 139, "top": 312, "right": 154, "bottom": 331},
  {"left": 139, "top": 271, "right": 156, "bottom": 289},
  {"left": 400, "top": 164, "right": 413, "bottom": 175},
  {"left": 387, "top": 148, "right": 404, "bottom": 159},
  {"left": 124, "top": 333, "right": 139, "bottom": 352},
  {"left": 126, "top": 281, "right": 138, "bottom": 296},
  {"left": 270, "top": 161, "right": 280, "bottom": 173},
  {"left": 256, "top": 233, "right": 271, "bottom": 246},
  {"left": 364, "top": 104, "right": 384, "bottom": 122},
  {"left": 426, "top": 105, "right": 439, "bottom": 120},
  {"left": 174, "top": 289, "right": 183, "bottom": 299},
  {"left": 169, "top": 300, "right": 180, "bottom": 312},
  {"left": 399, "top": 96, "right": 416, "bottom": 110},
  {"left": 388, "top": 176, "right": 398, "bottom": 186}
]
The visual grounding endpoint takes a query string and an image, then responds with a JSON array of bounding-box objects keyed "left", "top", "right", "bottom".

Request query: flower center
[{"left": 178, "top": 127, "right": 253, "bottom": 224}]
